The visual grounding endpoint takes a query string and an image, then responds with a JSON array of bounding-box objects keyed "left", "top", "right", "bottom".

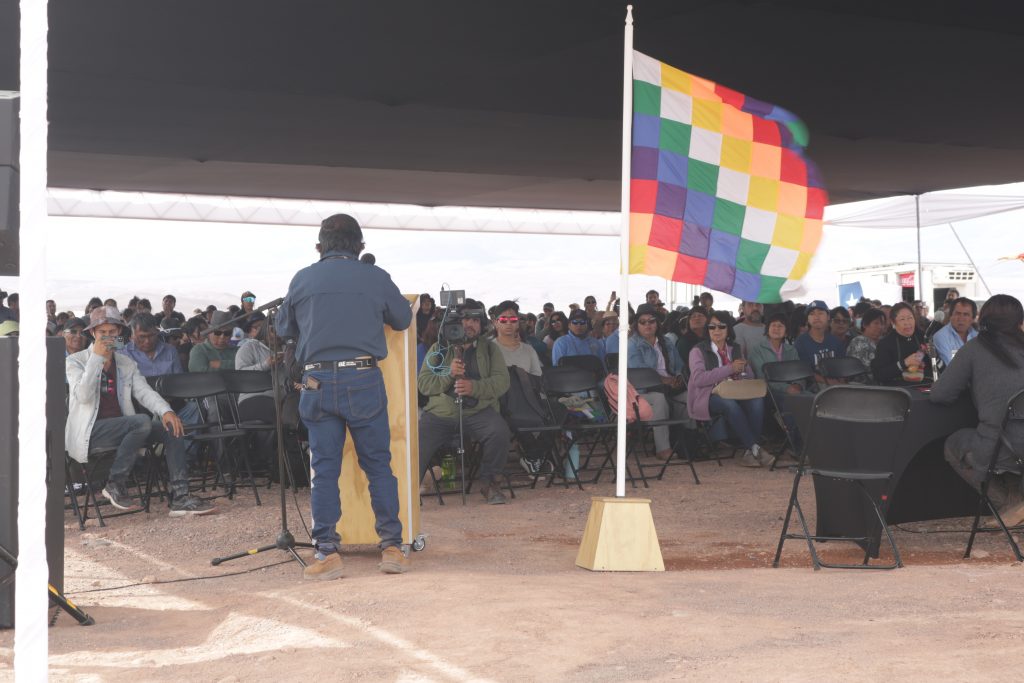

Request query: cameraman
[{"left": 418, "top": 301, "right": 512, "bottom": 504}]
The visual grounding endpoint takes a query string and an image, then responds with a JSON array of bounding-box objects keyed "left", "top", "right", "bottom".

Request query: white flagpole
[
  {"left": 615, "top": 5, "right": 634, "bottom": 498},
  {"left": 16, "top": 0, "right": 51, "bottom": 678}
]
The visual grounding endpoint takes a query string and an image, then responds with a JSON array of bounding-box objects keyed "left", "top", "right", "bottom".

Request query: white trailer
[{"left": 837, "top": 261, "right": 982, "bottom": 309}]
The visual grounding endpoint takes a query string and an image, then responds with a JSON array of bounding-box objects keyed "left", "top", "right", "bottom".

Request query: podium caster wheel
[{"left": 411, "top": 535, "right": 426, "bottom": 552}]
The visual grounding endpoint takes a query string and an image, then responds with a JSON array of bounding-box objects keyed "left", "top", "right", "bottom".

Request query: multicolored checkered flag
[{"left": 628, "top": 51, "right": 827, "bottom": 302}]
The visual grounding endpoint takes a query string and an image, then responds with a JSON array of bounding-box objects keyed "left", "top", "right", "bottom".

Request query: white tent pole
[
  {"left": 915, "top": 194, "right": 923, "bottom": 302},
  {"left": 615, "top": 5, "right": 634, "bottom": 498},
  {"left": 948, "top": 222, "right": 993, "bottom": 297},
  {"left": 15, "top": 0, "right": 50, "bottom": 679}
]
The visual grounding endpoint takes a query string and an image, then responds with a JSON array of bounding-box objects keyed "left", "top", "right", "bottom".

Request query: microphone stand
[
  {"left": 211, "top": 301, "right": 314, "bottom": 568},
  {"left": 454, "top": 345, "right": 468, "bottom": 505}
]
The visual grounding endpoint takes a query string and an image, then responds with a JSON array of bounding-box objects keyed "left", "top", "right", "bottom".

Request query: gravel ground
[{"left": 2, "top": 448, "right": 1023, "bottom": 682}]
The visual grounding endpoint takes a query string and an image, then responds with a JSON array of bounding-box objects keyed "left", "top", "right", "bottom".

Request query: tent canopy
[{"left": 2, "top": 1, "right": 1024, "bottom": 210}]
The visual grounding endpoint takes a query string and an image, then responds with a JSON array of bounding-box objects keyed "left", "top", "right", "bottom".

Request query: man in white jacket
[{"left": 66, "top": 306, "right": 216, "bottom": 516}]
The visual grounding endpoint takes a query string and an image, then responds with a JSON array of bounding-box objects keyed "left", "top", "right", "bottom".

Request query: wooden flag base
[{"left": 575, "top": 497, "right": 665, "bottom": 572}]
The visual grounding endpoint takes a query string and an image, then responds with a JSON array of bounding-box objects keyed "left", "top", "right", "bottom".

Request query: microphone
[
  {"left": 933, "top": 310, "right": 946, "bottom": 324},
  {"left": 360, "top": 253, "right": 376, "bottom": 265},
  {"left": 256, "top": 297, "right": 284, "bottom": 313}
]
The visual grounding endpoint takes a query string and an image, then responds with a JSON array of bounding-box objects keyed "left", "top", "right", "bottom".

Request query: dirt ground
[{"left": 2, "top": 450, "right": 1024, "bottom": 682}]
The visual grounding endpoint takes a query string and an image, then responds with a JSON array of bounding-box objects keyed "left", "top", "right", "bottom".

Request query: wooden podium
[{"left": 337, "top": 295, "right": 422, "bottom": 547}]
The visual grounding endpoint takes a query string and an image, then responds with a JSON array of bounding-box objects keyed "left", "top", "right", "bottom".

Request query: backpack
[
  {"left": 500, "top": 366, "right": 555, "bottom": 428},
  {"left": 603, "top": 374, "right": 654, "bottom": 423}
]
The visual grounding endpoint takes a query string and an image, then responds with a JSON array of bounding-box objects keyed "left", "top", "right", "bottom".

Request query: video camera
[{"left": 437, "top": 289, "right": 486, "bottom": 345}]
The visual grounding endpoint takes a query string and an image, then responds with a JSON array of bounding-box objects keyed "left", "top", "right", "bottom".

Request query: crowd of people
[{"left": 11, "top": 281, "right": 1021, "bottom": 525}]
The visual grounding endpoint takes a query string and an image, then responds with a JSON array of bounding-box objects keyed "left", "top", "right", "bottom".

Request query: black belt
[{"left": 304, "top": 357, "right": 377, "bottom": 371}]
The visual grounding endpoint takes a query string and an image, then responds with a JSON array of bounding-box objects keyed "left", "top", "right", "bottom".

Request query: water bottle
[
  {"left": 927, "top": 341, "right": 940, "bottom": 382},
  {"left": 441, "top": 454, "right": 455, "bottom": 489}
]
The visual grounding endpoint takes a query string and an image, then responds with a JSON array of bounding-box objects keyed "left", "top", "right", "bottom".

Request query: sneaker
[
  {"left": 168, "top": 494, "right": 218, "bottom": 517},
  {"left": 520, "top": 457, "right": 543, "bottom": 475},
  {"left": 303, "top": 550, "right": 344, "bottom": 581},
  {"left": 739, "top": 450, "right": 761, "bottom": 468},
  {"left": 480, "top": 481, "right": 509, "bottom": 505},
  {"left": 752, "top": 444, "right": 776, "bottom": 469},
  {"left": 102, "top": 481, "right": 141, "bottom": 511},
  {"left": 379, "top": 545, "right": 411, "bottom": 574}
]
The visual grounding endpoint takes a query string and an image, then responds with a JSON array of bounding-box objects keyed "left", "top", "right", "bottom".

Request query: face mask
[{"left": 854, "top": 317, "right": 862, "bottom": 330}]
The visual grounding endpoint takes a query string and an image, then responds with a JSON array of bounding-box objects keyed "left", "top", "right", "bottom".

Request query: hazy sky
[{"left": 2, "top": 190, "right": 1022, "bottom": 318}]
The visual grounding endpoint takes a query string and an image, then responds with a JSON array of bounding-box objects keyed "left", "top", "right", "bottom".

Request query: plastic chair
[
  {"left": 820, "top": 356, "right": 871, "bottom": 383},
  {"left": 558, "top": 353, "right": 607, "bottom": 381},
  {"left": 964, "top": 388, "right": 1024, "bottom": 561},
  {"left": 773, "top": 385, "right": 911, "bottom": 570},
  {"left": 604, "top": 352, "right": 619, "bottom": 374},
  {"left": 761, "top": 360, "right": 816, "bottom": 470},
  {"left": 626, "top": 367, "right": 699, "bottom": 485}
]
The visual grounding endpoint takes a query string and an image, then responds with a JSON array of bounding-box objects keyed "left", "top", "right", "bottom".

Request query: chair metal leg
[{"left": 773, "top": 471, "right": 803, "bottom": 568}]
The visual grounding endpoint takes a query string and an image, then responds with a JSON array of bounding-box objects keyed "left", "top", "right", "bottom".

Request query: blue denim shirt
[
  {"left": 276, "top": 249, "right": 412, "bottom": 364},
  {"left": 628, "top": 334, "right": 684, "bottom": 376},
  {"left": 932, "top": 323, "right": 977, "bottom": 366},
  {"left": 121, "top": 340, "right": 183, "bottom": 377},
  {"left": 551, "top": 332, "right": 605, "bottom": 366}
]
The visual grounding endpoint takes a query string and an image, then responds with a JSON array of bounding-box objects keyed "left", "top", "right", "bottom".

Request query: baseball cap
[
  {"left": 807, "top": 300, "right": 830, "bottom": 314},
  {"left": 568, "top": 309, "right": 589, "bottom": 323}
]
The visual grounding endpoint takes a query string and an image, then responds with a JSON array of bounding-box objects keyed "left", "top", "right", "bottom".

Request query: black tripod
[
  {"left": 0, "top": 543, "right": 94, "bottom": 626},
  {"left": 211, "top": 302, "right": 314, "bottom": 568}
]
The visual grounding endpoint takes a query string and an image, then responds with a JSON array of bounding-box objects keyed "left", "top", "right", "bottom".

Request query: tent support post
[
  {"left": 948, "top": 222, "right": 993, "bottom": 297},
  {"left": 915, "top": 194, "right": 923, "bottom": 303}
]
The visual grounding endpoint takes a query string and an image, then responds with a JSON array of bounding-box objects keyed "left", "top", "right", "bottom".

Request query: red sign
[{"left": 898, "top": 272, "right": 915, "bottom": 288}]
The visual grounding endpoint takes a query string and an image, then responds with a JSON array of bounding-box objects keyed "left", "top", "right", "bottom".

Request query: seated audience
[
  {"left": 535, "top": 302, "right": 555, "bottom": 338},
  {"left": 66, "top": 306, "right": 215, "bottom": 516},
  {"left": 543, "top": 311, "right": 568, "bottom": 352},
  {"left": 235, "top": 318, "right": 285, "bottom": 470},
  {"left": 4, "top": 293, "right": 18, "bottom": 321},
  {"left": 930, "top": 294, "right": 1024, "bottom": 526},
  {"left": 794, "top": 300, "right": 845, "bottom": 372},
  {"left": 595, "top": 310, "right": 619, "bottom": 341},
  {"left": 583, "top": 295, "right": 603, "bottom": 329},
  {"left": 122, "top": 313, "right": 184, "bottom": 377},
  {"left": 188, "top": 311, "right": 238, "bottom": 372},
  {"left": 0, "top": 290, "right": 11, "bottom": 322},
  {"left": 846, "top": 308, "right": 886, "bottom": 375},
  {"left": 932, "top": 297, "right": 978, "bottom": 366},
  {"left": 787, "top": 306, "right": 808, "bottom": 342},
  {"left": 750, "top": 311, "right": 804, "bottom": 450},
  {"left": 61, "top": 317, "right": 88, "bottom": 356},
  {"left": 417, "top": 302, "right": 511, "bottom": 505},
  {"left": 518, "top": 313, "right": 550, "bottom": 365},
  {"left": 687, "top": 311, "right": 769, "bottom": 468},
  {"left": 676, "top": 305, "right": 708, "bottom": 376},
  {"left": 416, "top": 293, "right": 435, "bottom": 338},
  {"left": 154, "top": 294, "right": 186, "bottom": 328},
  {"left": 628, "top": 303, "right": 690, "bottom": 460},
  {"left": 733, "top": 301, "right": 765, "bottom": 358},
  {"left": 492, "top": 301, "right": 541, "bottom": 377},
  {"left": 829, "top": 307, "right": 854, "bottom": 349},
  {"left": 872, "top": 302, "right": 932, "bottom": 385},
  {"left": 551, "top": 308, "right": 605, "bottom": 365}
]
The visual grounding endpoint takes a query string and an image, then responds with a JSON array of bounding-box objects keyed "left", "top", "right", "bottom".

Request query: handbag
[{"left": 711, "top": 378, "right": 767, "bottom": 400}]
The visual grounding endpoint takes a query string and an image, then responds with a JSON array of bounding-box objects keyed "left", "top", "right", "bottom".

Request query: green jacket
[
  {"left": 417, "top": 340, "right": 509, "bottom": 418},
  {"left": 188, "top": 340, "right": 238, "bottom": 373},
  {"left": 748, "top": 337, "right": 800, "bottom": 393}
]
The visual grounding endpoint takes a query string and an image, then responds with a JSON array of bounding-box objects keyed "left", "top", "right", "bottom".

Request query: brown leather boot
[
  {"left": 379, "top": 545, "right": 410, "bottom": 574},
  {"left": 303, "top": 551, "right": 344, "bottom": 581}
]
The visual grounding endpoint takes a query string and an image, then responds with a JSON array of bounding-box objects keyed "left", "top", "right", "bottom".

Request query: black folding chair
[
  {"left": 219, "top": 369, "right": 278, "bottom": 486},
  {"left": 761, "top": 360, "right": 816, "bottom": 470},
  {"left": 65, "top": 448, "right": 155, "bottom": 529},
  {"left": 540, "top": 365, "right": 617, "bottom": 488},
  {"left": 773, "top": 385, "right": 911, "bottom": 570},
  {"left": 604, "top": 352, "right": 619, "bottom": 374},
  {"left": 157, "top": 372, "right": 261, "bottom": 504},
  {"left": 558, "top": 353, "right": 607, "bottom": 380},
  {"left": 820, "top": 356, "right": 871, "bottom": 384},
  {"left": 626, "top": 367, "right": 699, "bottom": 485},
  {"left": 964, "top": 388, "right": 1024, "bottom": 562}
]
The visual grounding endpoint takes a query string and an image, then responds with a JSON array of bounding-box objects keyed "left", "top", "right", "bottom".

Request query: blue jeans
[
  {"left": 708, "top": 394, "right": 764, "bottom": 450},
  {"left": 90, "top": 414, "right": 191, "bottom": 495},
  {"left": 299, "top": 367, "right": 402, "bottom": 551}
]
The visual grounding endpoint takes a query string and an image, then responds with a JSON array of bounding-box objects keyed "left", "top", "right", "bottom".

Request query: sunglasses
[
  {"left": 497, "top": 316, "right": 519, "bottom": 324},
  {"left": 707, "top": 324, "right": 728, "bottom": 330},
  {"left": 569, "top": 319, "right": 588, "bottom": 325},
  {"left": 211, "top": 330, "right": 232, "bottom": 337},
  {"left": 242, "top": 297, "right": 255, "bottom": 303},
  {"left": 637, "top": 318, "right": 658, "bottom": 325}
]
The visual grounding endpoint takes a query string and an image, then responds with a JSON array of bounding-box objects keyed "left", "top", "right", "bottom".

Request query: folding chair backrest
[
  {"left": 558, "top": 354, "right": 606, "bottom": 380},
  {"left": 626, "top": 367, "right": 664, "bottom": 392},
  {"left": 219, "top": 369, "right": 273, "bottom": 394},
  {"left": 762, "top": 359, "right": 814, "bottom": 385},
  {"left": 604, "top": 352, "right": 619, "bottom": 374},
  {"left": 1007, "top": 389, "right": 1024, "bottom": 422},
  {"left": 820, "top": 356, "right": 870, "bottom": 381},
  {"left": 158, "top": 371, "right": 229, "bottom": 400},
  {"left": 542, "top": 366, "right": 598, "bottom": 395},
  {"left": 811, "top": 385, "right": 910, "bottom": 424},
  {"left": 996, "top": 388, "right": 1024, "bottom": 465}
]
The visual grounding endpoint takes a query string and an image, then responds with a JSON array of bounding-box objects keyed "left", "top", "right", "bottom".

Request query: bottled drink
[{"left": 441, "top": 454, "right": 455, "bottom": 489}]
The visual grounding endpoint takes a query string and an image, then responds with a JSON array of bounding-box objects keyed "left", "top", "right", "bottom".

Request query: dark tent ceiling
[{"left": 2, "top": 0, "right": 1023, "bottom": 210}]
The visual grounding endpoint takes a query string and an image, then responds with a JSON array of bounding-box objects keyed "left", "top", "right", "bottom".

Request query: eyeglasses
[
  {"left": 637, "top": 318, "right": 658, "bottom": 325},
  {"left": 496, "top": 316, "right": 519, "bottom": 324},
  {"left": 831, "top": 318, "right": 850, "bottom": 324},
  {"left": 64, "top": 330, "right": 83, "bottom": 336},
  {"left": 707, "top": 324, "right": 728, "bottom": 330},
  {"left": 211, "top": 330, "right": 232, "bottom": 337}
]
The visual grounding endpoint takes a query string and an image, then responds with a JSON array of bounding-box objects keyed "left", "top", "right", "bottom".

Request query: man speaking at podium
[{"left": 276, "top": 214, "right": 413, "bottom": 580}]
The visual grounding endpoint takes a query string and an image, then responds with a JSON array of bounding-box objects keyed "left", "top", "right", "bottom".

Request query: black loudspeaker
[
  {"left": 0, "top": 93, "right": 18, "bottom": 276},
  {"left": 0, "top": 337, "right": 67, "bottom": 629}
]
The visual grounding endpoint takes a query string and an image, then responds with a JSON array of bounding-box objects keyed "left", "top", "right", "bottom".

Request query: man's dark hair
[
  {"left": 494, "top": 300, "right": 519, "bottom": 315},
  {"left": 7, "top": 293, "right": 16, "bottom": 305},
  {"left": 163, "top": 294, "right": 176, "bottom": 304},
  {"left": 852, "top": 301, "right": 873, "bottom": 318},
  {"left": 319, "top": 213, "right": 364, "bottom": 255},
  {"left": 951, "top": 296, "right": 978, "bottom": 317},
  {"left": 137, "top": 298, "right": 152, "bottom": 310},
  {"left": 129, "top": 312, "right": 159, "bottom": 333},
  {"left": 128, "top": 296, "right": 140, "bottom": 308},
  {"left": 861, "top": 308, "right": 886, "bottom": 330},
  {"left": 227, "top": 304, "right": 241, "bottom": 315},
  {"left": 829, "top": 306, "right": 850, "bottom": 321}
]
